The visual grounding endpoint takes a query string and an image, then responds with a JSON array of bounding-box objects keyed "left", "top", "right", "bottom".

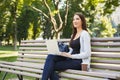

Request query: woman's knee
[
  {"left": 47, "top": 54, "right": 56, "bottom": 60},
  {"left": 47, "top": 54, "right": 66, "bottom": 62}
]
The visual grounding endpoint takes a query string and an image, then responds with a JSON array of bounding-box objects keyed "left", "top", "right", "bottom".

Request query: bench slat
[
  {"left": 91, "top": 42, "right": 120, "bottom": 46},
  {"left": 0, "top": 64, "right": 42, "bottom": 73},
  {"left": 20, "top": 43, "right": 46, "bottom": 47},
  {"left": 92, "top": 48, "right": 120, "bottom": 52},
  {"left": 64, "top": 69, "right": 119, "bottom": 79},
  {"left": 60, "top": 72, "right": 108, "bottom": 80},
  {"left": 19, "top": 47, "right": 47, "bottom": 50},
  {"left": 18, "top": 51, "right": 48, "bottom": 54},
  {"left": 91, "top": 69, "right": 120, "bottom": 74},
  {"left": 91, "top": 52, "right": 120, "bottom": 58},
  {"left": 0, "top": 61, "right": 44, "bottom": 69},
  {"left": 22, "top": 40, "right": 45, "bottom": 42},
  {"left": 91, "top": 59, "right": 120, "bottom": 64},
  {"left": 18, "top": 55, "right": 45, "bottom": 58},
  {"left": 17, "top": 58, "right": 45, "bottom": 63},
  {"left": 91, "top": 37, "right": 120, "bottom": 41},
  {"left": 91, "top": 63, "right": 120, "bottom": 70},
  {"left": 18, "top": 54, "right": 47, "bottom": 58},
  {"left": 0, "top": 68, "right": 42, "bottom": 78}
]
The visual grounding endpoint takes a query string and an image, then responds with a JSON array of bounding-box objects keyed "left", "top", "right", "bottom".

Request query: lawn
[
  {"left": 0, "top": 46, "right": 35, "bottom": 80},
  {"left": 0, "top": 45, "right": 18, "bottom": 58},
  {"left": 0, "top": 45, "right": 18, "bottom": 51}
]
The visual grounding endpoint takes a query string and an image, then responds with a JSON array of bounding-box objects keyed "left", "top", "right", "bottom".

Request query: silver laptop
[{"left": 46, "top": 40, "right": 61, "bottom": 55}]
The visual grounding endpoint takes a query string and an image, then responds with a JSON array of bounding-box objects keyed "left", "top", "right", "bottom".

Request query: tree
[
  {"left": 31, "top": 0, "right": 69, "bottom": 39},
  {"left": 92, "top": 16, "right": 116, "bottom": 37},
  {"left": 0, "top": 0, "right": 120, "bottom": 47},
  {"left": 32, "top": 0, "right": 119, "bottom": 38},
  {"left": 0, "top": 0, "right": 11, "bottom": 44},
  {"left": 10, "top": 0, "right": 18, "bottom": 50},
  {"left": 115, "top": 24, "right": 120, "bottom": 37},
  {"left": 17, "top": 5, "right": 41, "bottom": 43},
  {"left": 81, "top": 0, "right": 120, "bottom": 37},
  {"left": 63, "top": 0, "right": 120, "bottom": 38}
]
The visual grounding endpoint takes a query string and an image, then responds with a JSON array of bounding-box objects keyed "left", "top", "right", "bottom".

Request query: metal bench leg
[
  {"left": 2, "top": 72, "right": 8, "bottom": 80},
  {"left": 117, "top": 77, "right": 120, "bottom": 80},
  {"left": 108, "top": 78, "right": 117, "bottom": 80},
  {"left": 36, "top": 78, "right": 40, "bottom": 80},
  {"left": 17, "top": 75, "right": 23, "bottom": 80}
]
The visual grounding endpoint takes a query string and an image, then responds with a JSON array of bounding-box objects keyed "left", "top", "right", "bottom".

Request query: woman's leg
[
  {"left": 50, "top": 71, "right": 59, "bottom": 80},
  {"left": 49, "top": 58, "right": 82, "bottom": 80},
  {"left": 41, "top": 54, "right": 67, "bottom": 80},
  {"left": 55, "top": 58, "right": 82, "bottom": 71}
]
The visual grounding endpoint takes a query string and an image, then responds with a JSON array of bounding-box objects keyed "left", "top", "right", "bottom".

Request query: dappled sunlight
[
  {"left": 0, "top": 51, "right": 18, "bottom": 58},
  {"left": 0, "top": 51, "right": 17, "bottom": 54}
]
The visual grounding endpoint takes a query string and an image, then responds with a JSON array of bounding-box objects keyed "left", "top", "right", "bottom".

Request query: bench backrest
[
  {"left": 18, "top": 39, "right": 70, "bottom": 69},
  {"left": 18, "top": 40, "right": 47, "bottom": 64},
  {"left": 18, "top": 38, "right": 120, "bottom": 71},
  {"left": 91, "top": 37, "right": 120, "bottom": 72}
]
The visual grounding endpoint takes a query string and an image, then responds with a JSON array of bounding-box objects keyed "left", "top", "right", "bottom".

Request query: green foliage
[
  {"left": 28, "top": 23, "right": 34, "bottom": 39},
  {"left": 17, "top": 5, "right": 41, "bottom": 41},
  {"left": 66, "top": 0, "right": 119, "bottom": 38},
  {"left": 103, "top": 0, "right": 120, "bottom": 15},
  {"left": 117, "top": 24, "right": 120, "bottom": 33},
  {"left": 0, "top": 0, "right": 11, "bottom": 41},
  {"left": 62, "top": 0, "right": 83, "bottom": 38},
  {"left": 100, "top": 16, "right": 116, "bottom": 37},
  {"left": 0, "top": 56, "right": 17, "bottom": 61},
  {"left": 23, "top": 0, "right": 35, "bottom": 6},
  {"left": 115, "top": 24, "right": 120, "bottom": 36},
  {"left": 0, "top": 0, "right": 120, "bottom": 44},
  {"left": 92, "top": 16, "right": 116, "bottom": 37}
]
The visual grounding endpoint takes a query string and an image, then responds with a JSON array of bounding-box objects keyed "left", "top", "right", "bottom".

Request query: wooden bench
[{"left": 0, "top": 37, "right": 120, "bottom": 80}]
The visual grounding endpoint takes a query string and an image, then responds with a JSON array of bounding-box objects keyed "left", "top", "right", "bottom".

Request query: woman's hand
[{"left": 60, "top": 52, "right": 72, "bottom": 58}]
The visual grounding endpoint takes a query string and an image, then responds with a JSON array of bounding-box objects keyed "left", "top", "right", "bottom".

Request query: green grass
[
  {"left": 0, "top": 56, "right": 18, "bottom": 79},
  {"left": 0, "top": 45, "right": 18, "bottom": 58},
  {"left": 0, "top": 56, "right": 17, "bottom": 61},
  {"left": 0, "top": 45, "right": 18, "bottom": 51},
  {"left": 0, "top": 46, "right": 35, "bottom": 80},
  {"left": 0, "top": 72, "right": 37, "bottom": 80},
  {"left": 0, "top": 50, "right": 17, "bottom": 55}
]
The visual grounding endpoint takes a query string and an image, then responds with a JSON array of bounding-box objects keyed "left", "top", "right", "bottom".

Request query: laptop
[{"left": 46, "top": 40, "right": 61, "bottom": 55}]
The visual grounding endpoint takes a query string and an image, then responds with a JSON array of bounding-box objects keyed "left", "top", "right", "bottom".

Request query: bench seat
[{"left": 0, "top": 37, "right": 120, "bottom": 80}]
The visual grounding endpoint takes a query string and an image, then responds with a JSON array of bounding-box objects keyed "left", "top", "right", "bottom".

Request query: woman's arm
[{"left": 71, "top": 31, "right": 91, "bottom": 59}]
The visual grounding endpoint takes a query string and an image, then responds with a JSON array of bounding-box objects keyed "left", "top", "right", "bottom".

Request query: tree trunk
[
  {"left": 54, "top": 31, "right": 61, "bottom": 39},
  {"left": 13, "top": 19, "right": 17, "bottom": 50},
  {"left": 0, "top": 41, "right": 2, "bottom": 46}
]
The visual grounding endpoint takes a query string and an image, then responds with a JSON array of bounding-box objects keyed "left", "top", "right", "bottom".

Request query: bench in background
[{"left": 0, "top": 37, "right": 120, "bottom": 80}]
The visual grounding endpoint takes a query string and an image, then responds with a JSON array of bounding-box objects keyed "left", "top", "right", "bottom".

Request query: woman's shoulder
[
  {"left": 81, "top": 30, "right": 89, "bottom": 35},
  {"left": 80, "top": 30, "right": 91, "bottom": 40}
]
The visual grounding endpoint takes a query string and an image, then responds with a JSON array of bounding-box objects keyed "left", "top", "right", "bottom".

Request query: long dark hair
[{"left": 70, "top": 12, "right": 87, "bottom": 44}]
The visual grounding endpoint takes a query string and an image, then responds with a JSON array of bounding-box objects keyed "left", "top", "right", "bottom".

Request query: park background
[{"left": 0, "top": 0, "right": 120, "bottom": 79}]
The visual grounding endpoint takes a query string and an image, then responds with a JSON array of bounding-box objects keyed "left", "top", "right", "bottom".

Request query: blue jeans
[{"left": 41, "top": 54, "right": 82, "bottom": 80}]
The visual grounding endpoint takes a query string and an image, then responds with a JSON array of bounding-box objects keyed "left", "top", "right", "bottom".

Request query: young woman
[{"left": 41, "top": 12, "right": 91, "bottom": 80}]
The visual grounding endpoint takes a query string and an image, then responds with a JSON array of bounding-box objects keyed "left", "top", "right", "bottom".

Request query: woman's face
[{"left": 73, "top": 14, "right": 82, "bottom": 28}]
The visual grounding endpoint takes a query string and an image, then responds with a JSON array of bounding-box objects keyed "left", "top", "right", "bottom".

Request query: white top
[{"left": 70, "top": 30, "right": 91, "bottom": 70}]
